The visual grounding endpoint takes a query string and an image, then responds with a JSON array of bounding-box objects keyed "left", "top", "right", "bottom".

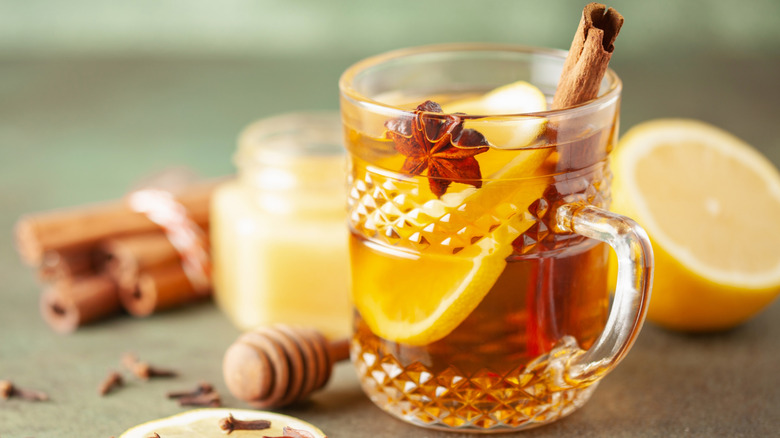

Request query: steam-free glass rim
[{"left": 339, "top": 43, "right": 622, "bottom": 119}]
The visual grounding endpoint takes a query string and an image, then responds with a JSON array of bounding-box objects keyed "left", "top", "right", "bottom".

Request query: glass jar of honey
[{"left": 211, "top": 112, "right": 350, "bottom": 338}]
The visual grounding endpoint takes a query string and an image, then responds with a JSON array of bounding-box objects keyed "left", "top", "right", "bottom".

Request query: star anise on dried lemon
[{"left": 385, "top": 100, "right": 490, "bottom": 198}]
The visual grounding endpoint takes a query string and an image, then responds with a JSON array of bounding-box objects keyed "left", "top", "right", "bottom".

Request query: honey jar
[{"left": 211, "top": 112, "right": 350, "bottom": 338}]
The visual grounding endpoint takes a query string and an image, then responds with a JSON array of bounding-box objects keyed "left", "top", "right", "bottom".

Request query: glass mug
[{"left": 339, "top": 44, "right": 653, "bottom": 432}]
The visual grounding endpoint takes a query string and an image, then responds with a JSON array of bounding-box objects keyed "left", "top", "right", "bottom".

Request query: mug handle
[{"left": 555, "top": 202, "right": 654, "bottom": 384}]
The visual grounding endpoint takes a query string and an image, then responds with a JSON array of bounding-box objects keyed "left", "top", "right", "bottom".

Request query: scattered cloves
[
  {"left": 166, "top": 382, "right": 214, "bottom": 399},
  {"left": 122, "top": 353, "right": 178, "bottom": 380},
  {"left": 0, "top": 380, "right": 13, "bottom": 399},
  {"left": 177, "top": 390, "right": 221, "bottom": 407},
  {"left": 167, "top": 381, "right": 220, "bottom": 407},
  {"left": 219, "top": 414, "right": 271, "bottom": 434},
  {"left": 98, "top": 371, "right": 124, "bottom": 396},
  {"left": 0, "top": 380, "right": 49, "bottom": 401},
  {"left": 15, "top": 387, "right": 50, "bottom": 401}
]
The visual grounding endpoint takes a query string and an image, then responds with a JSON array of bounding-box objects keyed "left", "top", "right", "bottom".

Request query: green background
[
  {"left": 1, "top": 1, "right": 779, "bottom": 436},
  {"left": 2, "top": 0, "right": 779, "bottom": 58}
]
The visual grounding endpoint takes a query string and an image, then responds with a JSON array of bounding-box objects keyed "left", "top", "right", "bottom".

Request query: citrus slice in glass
[
  {"left": 373, "top": 80, "right": 552, "bottom": 224},
  {"left": 351, "top": 82, "right": 553, "bottom": 345},
  {"left": 352, "top": 200, "right": 538, "bottom": 346},
  {"left": 443, "top": 80, "right": 548, "bottom": 150},
  {"left": 119, "top": 408, "right": 326, "bottom": 438},
  {"left": 610, "top": 119, "right": 780, "bottom": 331}
]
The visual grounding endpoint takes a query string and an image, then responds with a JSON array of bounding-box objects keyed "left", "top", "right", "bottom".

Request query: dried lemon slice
[{"left": 119, "top": 408, "right": 326, "bottom": 438}]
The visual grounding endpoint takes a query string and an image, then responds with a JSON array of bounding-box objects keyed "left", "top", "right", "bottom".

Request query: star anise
[{"left": 385, "top": 100, "right": 490, "bottom": 198}]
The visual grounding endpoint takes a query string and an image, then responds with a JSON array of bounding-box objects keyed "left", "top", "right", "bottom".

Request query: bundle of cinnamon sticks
[{"left": 15, "top": 182, "right": 216, "bottom": 334}]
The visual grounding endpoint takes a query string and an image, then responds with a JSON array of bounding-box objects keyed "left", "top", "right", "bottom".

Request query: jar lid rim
[{"left": 235, "top": 112, "right": 345, "bottom": 168}]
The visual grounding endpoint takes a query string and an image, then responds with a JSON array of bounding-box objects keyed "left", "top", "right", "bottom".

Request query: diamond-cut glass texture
[{"left": 347, "top": 158, "right": 612, "bottom": 431}]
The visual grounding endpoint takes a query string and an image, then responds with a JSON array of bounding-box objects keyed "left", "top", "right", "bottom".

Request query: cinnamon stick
[
  {"left": 103, "top": 232, "right": 181, "bottom": 290},
  {"left": 39, "top": 248, "right": 101, "bottom": 282},
  {"left": 39, "top": 274, "right": 121, "bottom": 334},
  {"left": 119, "top": 263, "right": 208, "bottom": 317},
  {"left": 553, "top": 3, "right": 623, "bottom": 110},
  {"left": 521, "top": 3, "right": 623, "bottom": 334},
  {"left": 15, "top": 181, "right": 215, "bottom": 266},
  {"left": 549, "top": 3, "right": 623, "bottom": 172}
]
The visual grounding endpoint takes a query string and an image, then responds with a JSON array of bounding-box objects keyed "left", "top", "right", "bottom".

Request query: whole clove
[
  {"left": 98, "top": 371, "right": 124, "bottom": 396},
  {"left": 166, "top": 382, "right": 214, "bottom": 399},
  {"left": 19, "top": 387, "right": 51, "bottom": 401},
  {"left": 177, "top": 390, "right": 221, "bottom": 407},
  {"left": 0, "top": 380, "right": 12, "bottom": 399},
  {"left": 167, "top": 381, "right": 220, "bottom": 407},
  {"left": 122, "top": 353, "right": 178, "bottom": 380},
  {"left": 0, "top": 380, "right": 49, "bottom": 401},
  {"left": 219, "top": 414, "right": 271, "bottom": 434}
]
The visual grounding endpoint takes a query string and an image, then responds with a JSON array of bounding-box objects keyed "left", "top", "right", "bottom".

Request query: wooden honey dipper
[{"left": 223, "top": 325, "right": 350, "bottom": 408}]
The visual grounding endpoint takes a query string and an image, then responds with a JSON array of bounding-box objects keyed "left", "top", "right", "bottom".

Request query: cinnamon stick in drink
[
  {"left": 39, "top": 274, "right": 121, "bottom": 334},
  {"left": 14, "top": 181, "right": 215, "bottom": 266},
  {"left": 553, "top": 3, "right": 623, "bottom": 110},
  {"left": 522, "top": 4, "right": 624, "bottom": 350},
  {"left": 551, "top": 3, "right": 623, "bottom": 171}
]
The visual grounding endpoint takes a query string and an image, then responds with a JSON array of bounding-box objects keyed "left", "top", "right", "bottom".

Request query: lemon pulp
[
  {"left": 443, "top": 80, "right": 548, "bottom": 150},
  {"left": 611, "top": 119, "right": 780, "bottom": 331}
]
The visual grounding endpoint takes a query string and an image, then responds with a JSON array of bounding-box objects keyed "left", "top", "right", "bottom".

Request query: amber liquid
[
  {"left": 345, "top": 95, "right": 617, "bottom": 430},
  {"left": 348, "top": 158, "right": 614, "bottom": 430},
  {"left": 352, "top": 237, "right": 609, "bottom": 430}
]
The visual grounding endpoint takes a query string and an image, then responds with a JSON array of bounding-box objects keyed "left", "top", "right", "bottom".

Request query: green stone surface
[{"left": 1, "top": 41, "right": 779, "bottom": 438}]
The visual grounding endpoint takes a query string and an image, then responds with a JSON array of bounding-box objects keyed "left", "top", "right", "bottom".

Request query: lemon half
[{"left": 611, "top": 119, "right": 780, "bottom": 331}]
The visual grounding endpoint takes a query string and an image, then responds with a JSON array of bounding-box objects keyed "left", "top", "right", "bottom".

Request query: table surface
[{"left": 1, "top": 53, "right": 779, "bottom": 437}]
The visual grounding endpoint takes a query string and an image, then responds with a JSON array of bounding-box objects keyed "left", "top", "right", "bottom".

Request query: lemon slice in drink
[
  {"left": 351, "top": 82, "right": 552, "bottom": 345},
  {"left": 611, "top": 119, "right": 780, "bottom": 331},
  {"left": 419, "top": 80, "right": 551, "bottom": 218},
  {"left": 351, "top": 80, "right": 554, "bottom": 345},
  {"left": 120, "top": 408, "right": 326, "bottom": 438},
  {"left": 443, "top": 80, "right": 548, "bottom": 150},
  {"left": 352, "top": 203, "right": 537, "bottom": 346}
]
